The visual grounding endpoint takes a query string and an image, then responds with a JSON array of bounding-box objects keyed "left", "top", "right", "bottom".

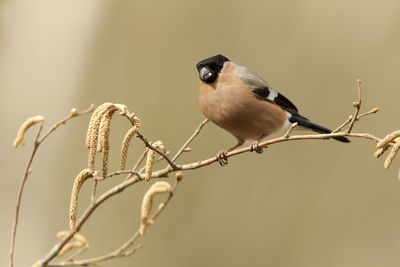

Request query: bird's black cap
[{"left": 196, "top": 54, "right": 230, "bottom": 72}]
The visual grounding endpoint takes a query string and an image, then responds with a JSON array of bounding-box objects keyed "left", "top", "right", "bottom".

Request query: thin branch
[
  {"left": 30, "top": 80, "right": 391, "bottom": 266},
  {"left": 35, "top": 175, "right": 142, "bottom": 266},
  {"left": 332, "top": 115, "right": 353, "bottom": 133},
  {"left": 99, "top": 170, "right": 143, "bottom": 181},
  {"left": 47, "top": 244, "right": 142, "bottom": 267},
  {"left": 132, "top": 148, "right": 149, "bottom": 171},
  {"left": 49, "top": 176, "right": 180, "bottom": 266},
  {"left": 171, "top": 119, "right": 209, "bottom": 162},
  {"left": 90, "top": 180, "right": 97, "bottom": 205},
  {"left": 347, "top": 79, "right": 362, "bottom": 133},
  {"left": 39, "top": 105, "right": 95, "bottom": 144},
  {"left": 283, "top": 122, "right": 298, "bottom": 138},
  {"left": 10, "top": 134, "right": 41, "bottom": 267},
  {"left": 120, "top": 113, "right": 178, "bottom": 170},
  {"left": 34, "top": 128, "right": 383, "bottom": 266},
  {"left": 333, "top": 107, "right": 378, "bottom": 134},
  {"left": 10, "top": 105, "right": 94, "bottom": 267},
  {"left": 172, "top": 131, "right": 382, "bottom": 172},
  {"left": 357, "top": 107, "right": 379, "bottom": 119},
  {"left": 135, "top": 131, "right": 178, "bottom": 170}
]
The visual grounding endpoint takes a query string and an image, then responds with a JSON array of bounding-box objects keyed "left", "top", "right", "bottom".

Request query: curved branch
[
  {"left": 35, "top": 128, "right": 382, "bottom": 266},
  {"left": 10, "top": 105, "right": 94, "bottom": 267},
  {"left": 29, "top": 80, "right": 398, "bottom": 267}
]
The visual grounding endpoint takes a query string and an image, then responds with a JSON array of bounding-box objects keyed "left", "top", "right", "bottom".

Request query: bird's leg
[
  {"left": 250, "top": 135, "right": 266, "bottom": 154},
  {"left": 217, "top": 139, "right": 244, "bottom": 166}
]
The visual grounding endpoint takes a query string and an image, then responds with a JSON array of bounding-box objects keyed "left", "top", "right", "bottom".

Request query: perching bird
[{"left": 196, "top": 54, "right": 349, "bottom": 165}]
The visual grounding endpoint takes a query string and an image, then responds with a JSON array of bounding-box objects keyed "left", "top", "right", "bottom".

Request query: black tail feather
[{"left": 289, "top": 115, "right": 350, "bottom": 143}]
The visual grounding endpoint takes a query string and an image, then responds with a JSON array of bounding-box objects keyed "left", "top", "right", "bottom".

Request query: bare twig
[
  {"left": 10, "top": 122, "right": 43, "bottom": 267},
  {"left": 332, "top": 115, "right": 353, "bottom": 133},
  {"left": 41, "top": 105, "right": 95, "bottom": 144},
  {"left": 34, "top": 129, "right": 384, "bottom": 266},
  {"left": 357, "top": 107, "right": 379, "bottom": 119},
  {"left": 47, "top": 244, "right": 142, "bottom": 266},
  {"left": 135, "top": 131, "right": 178, "bottom": 170},
  {"left": 47, "top": 174, "right": 182, "bottom": 267},
  {"left": 22, "top": 80, "right": 399, "bottom": 267},
  {"left": 132, "top": 148, "right": 149, "bottom": 172},
  {"left": 34, "top": 175, "right": 143, "bottom": 266},
  {"left": 347, "top": 79, "right": 362, "bottom": 133},
  {"left": 120, "top": 111, "right": 178, "bottom": 170},
  {"left": 332, "top": 108, "right": 378, "bottom": 134},
  {"left": 10, "top": 105, "right": 94, "bottom": 267},
  {"left": 171, "top": 119, "right": 209, "bottom": 162},
  {"left": 283, "top": 122, "right": 298, "bottom": 138}
]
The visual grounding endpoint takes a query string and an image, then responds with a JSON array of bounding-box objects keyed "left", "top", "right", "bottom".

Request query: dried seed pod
[
  {"left": 377, "top": 130, "right": 400, "bottom": 149},
  {"left": 69, "top": 169, "right": 95, "bottom": 232},
  {"left": 140, "top": 181, "right": 172, "bottom": 235},
  {"left": 13, "top": 115, "right": 44, "bottom": 147},
  {"left": 86, "top": 103, "right": 115, "bottom": 170},
  {"left": 384, "top": 142, "right": 400, "bottom": 169},
  {"left": 374, "top": 146, "right": 389, "bottom": 158},
  {"left": 56, "top": 231, "right": 88, "bottom": 257},
  {"left": 120, "top": 117, "right": 141, "bottom": 170},
  {"left": 144, "top": 141, "right": 165, "bottom": 181}
]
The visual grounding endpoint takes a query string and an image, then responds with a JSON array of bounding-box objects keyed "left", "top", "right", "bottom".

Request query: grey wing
[{"left": 238, "top": 67, "right": 299, "bottom": 114}]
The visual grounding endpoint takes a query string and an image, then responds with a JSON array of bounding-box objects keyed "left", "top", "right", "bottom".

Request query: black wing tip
[
  {"left": 289, "top": 115, "right": 350, "bottom": 143},
  {"left": 333, "top": 136, "right": 350, "bottom": 143}
]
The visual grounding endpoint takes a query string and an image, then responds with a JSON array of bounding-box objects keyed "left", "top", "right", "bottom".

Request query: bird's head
[{"left": 196, "top": 54, "right": 230, "bottom": 84}]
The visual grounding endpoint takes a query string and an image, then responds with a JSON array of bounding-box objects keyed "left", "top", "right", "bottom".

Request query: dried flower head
[
  {"left": 13, "top": 115, "right": 44, "bottom": 147},
  {"left": 374, "top": 146, "right": 389, "bottom": 158},
  {"left": 144, "top": 140, "right": 165, "bottom": 182},
  {"left": 120, "top": 116, "right": 141, "bottom": 170},
  {"left": 56, "top": 231, "right": 88, "bottom": 257},
  {"left": 140, "top": 181, "right": 172, "bottom": 235},
  {"left": 69, "top": 169, "right": 95, "bottom": 232},
  {"left": 377, "top": 130, "right": 400, "bottom": 149},
  {"left": 87, "top": 103, "right": 115, "bottom": 170},
  {"left": 57, "top": 231, "right": 88, "bottom": 244},
  {"left": 384, "top": 142, "right": 400, "bottom": 169},
  {"left": 85, "top": 103, "right": 108, "bottom": 148},
  {"left": 86, "top": 103, "right": 130, "bottom": 174},
  {"left": 98, "top": 107, "right": 119, "bottom": 176}
]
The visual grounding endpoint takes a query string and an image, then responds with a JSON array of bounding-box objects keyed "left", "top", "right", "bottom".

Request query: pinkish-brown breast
[{"left": 199, "top": 65, "right": 287, "bottom": 141}]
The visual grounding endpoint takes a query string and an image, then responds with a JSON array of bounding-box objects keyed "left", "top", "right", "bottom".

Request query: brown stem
[
  {"left": 10, "top": 105, "right": 94, "bottom": 267},
  {"left": 347, "top": 80, "right": 362, "bottom": 133},
  {"left": 34, "top": 128, "right": 382, "bottom": 266},
  {"left": 36, "top": 176, "right": 143, "bottom": 266},
  {"left": 135, "top": 131, "right": 178, "bottom": 170},
  {"left": 31, "top": 80, "right": 385, "bottom": 266},
  {"left": 171, "top": 119, "right": 209, "bottom": 162},
  {"left": 9, "top": 144, "right": 39, "bottom": 267}
]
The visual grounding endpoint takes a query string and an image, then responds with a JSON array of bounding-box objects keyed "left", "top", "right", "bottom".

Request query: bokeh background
[{"left": 1, "top": 1, "right": 400, "bottom": 266}]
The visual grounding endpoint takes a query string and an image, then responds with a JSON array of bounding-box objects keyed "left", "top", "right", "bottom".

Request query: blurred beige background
[{"left": 1, "top": 0, "right": 400, "bottom": 266}]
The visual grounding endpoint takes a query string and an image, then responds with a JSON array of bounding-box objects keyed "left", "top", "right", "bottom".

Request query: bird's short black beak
[{"left": 199, "top": 67, "right": 212, "bottom": 81}]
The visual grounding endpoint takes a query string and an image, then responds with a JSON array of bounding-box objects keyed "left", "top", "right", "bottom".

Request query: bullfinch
[{"left": 196, "top": 54, "right": 349, "bottom": 165}]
